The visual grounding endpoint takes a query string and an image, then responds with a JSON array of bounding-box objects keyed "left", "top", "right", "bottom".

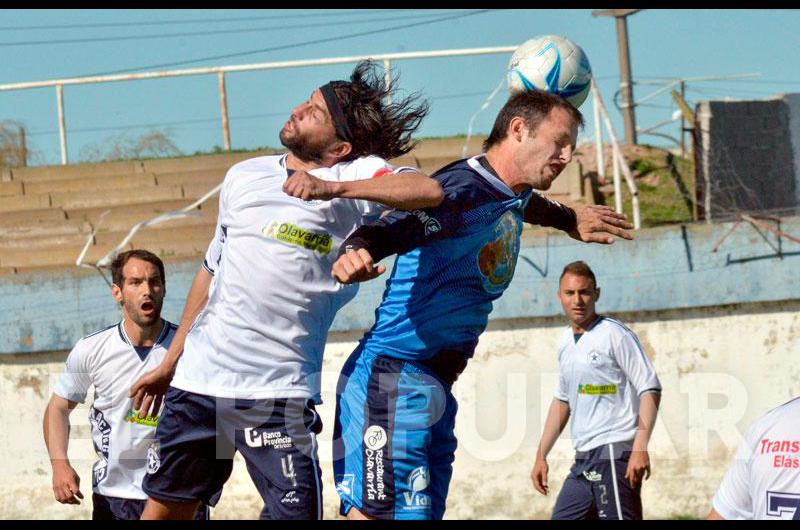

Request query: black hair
[
  {"left": 333, "top": 60, "right": 429, "bottom": 161},
  {"left": 483, "top": 90, "right": 584, "bottom": 151},
  {"left": 111, "top": 249, "right": 166, "bottom": 288}
]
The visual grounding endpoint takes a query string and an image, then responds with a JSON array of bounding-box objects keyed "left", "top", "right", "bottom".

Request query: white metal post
[
  {"left": 593, "top": 90, "right": 605, "bottom": 184},
  {"left": 56, "top": 84, "right": 68, "bottom": 165},
  {"left": 218, "top": 72, "right": 231, "bottom": 151},
  {"left": 612, "top": 142, "right": 622, "bottom": 213},
  {"left": 383, "top": 59, "right": 392, "bottom": 106}
]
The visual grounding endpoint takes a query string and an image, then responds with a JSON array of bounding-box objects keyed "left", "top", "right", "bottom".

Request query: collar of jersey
[
  {"left": 571, "top": 315, "right": 605, "bottom": 338},
  {"left": 117, "top": 319, "right": 168, "bottom": 360},
  {"left": 467, "top": 155, "right": 518, "bottom": 198}
]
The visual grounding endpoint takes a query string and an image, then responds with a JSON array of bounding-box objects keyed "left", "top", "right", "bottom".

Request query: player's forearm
[
  {"left": 162, "top": 266, "right": 212, "bottom": 371},
  {"left": 523, "top": 192, "right": 577, "bottom": 232},
  {"left": 334, "top": 171, "right": 444, "bottom": 210},
  {"left": 536, "top": 399, "right": 571, "bottom": 461},
  {"left": 632, "top": 392, "right": 661, "bottom": 451},
  {"left": 43, "top": 399, "right": 72, "bottom": 465}
]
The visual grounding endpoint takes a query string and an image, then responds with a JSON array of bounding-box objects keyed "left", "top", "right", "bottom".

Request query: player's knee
[
  {"left": 140, "top": 497, "right": 201, "bottom": 520},
  {"left": 346, "top": 506, "right": 376, "bottom": 520}
]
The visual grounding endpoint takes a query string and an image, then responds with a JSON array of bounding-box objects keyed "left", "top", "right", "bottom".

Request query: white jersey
[
  {"left": 53, "top": 319, "right": 177, "bottom": 500},
  {"left": 555, "top": 316, "right": 661, "bottom": 452},
  {"left": 172, "top": 154, "right": 414, "bottom": 401},
  {"left": 712, "top": 397, "right": 800, "bottom": 520}
]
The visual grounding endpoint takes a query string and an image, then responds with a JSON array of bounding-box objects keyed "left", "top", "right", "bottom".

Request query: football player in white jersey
[
  {"left": 708, "top": 397, "right": 800, "bottom": 520},
  {"left": 128, "top": 61, "right": 444, "bottom": 520},
  {"left": 43, "top": 250, "right": 207, "bottom": 520},
  {"left": 531, "top": 261, "right": 661, "bottom": 519}
]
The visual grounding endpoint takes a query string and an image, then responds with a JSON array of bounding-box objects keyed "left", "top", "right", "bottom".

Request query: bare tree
[
  {"left": 0, "top": 120, "right": 30, "bottom": 168},
  {"left": 79, "top": 129, "right": 182, "bottom": 162}
]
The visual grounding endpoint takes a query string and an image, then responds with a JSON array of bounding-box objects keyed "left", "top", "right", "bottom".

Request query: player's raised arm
[
  {"left": 283, "top": 168, "right": 444, "bottom": 210},
  {"left": 523, "top": 192, "right": 633, "bottom": 244}
]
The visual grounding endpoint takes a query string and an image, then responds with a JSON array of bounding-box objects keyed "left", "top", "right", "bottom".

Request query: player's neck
[
  {"left": 484, "top": 147, "right": 527, "bottom": 194},
  {"left": 122, "top": 317, "right": 164, "bottom": 347},
  {"left": 570, "top": 313, "right": 600, "bottom": 334},
  {"left": 285, "top": 152, "right": 339, "bottom": 173}
]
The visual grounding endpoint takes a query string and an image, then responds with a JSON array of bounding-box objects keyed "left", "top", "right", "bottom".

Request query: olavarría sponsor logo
[{"left": 263, "top": 221, "right": 332, "bottom": 255}]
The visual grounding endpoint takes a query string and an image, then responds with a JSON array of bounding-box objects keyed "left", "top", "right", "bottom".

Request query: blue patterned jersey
[{"left": 345, "top": 155, "right": 536, "bottom": 361}]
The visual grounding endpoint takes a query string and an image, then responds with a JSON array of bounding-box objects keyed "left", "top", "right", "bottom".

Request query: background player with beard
[
  {"left": 43, "top": 250, "right": 208, "bottom": 520},
  {"left": 128, "top": 61, "right": 443, "bottom": 520}
]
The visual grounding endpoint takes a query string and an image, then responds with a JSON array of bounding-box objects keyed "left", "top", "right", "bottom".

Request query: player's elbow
[{"left": 417, "top": 180, "right": 444, "bottom": 208}]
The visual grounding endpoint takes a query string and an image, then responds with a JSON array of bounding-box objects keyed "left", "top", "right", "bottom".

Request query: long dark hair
[{"left": 333, "top": 61, "right": 429, "bottom": 161}]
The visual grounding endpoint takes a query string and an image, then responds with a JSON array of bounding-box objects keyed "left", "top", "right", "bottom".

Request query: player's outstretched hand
[
  {"left": 569, "top": 205, "right": 634, "bottom": 244},
  {"left": 332, "top": 248, "right": 385, "bottom": 284},
  {"left": 531, "top": 458, "right": 550, "bottom": 495},
  {"left": 52, "top": 461, "right": 83, "bottom": 505},
  {"left": 129, "top": 364, "right": 173, "bottom": 420},
  {"left": 625, "top": 449, "right": 651, "bottom": 489},
  {"left": 282, "top": 170, "right": 340, "bottom": 202}
]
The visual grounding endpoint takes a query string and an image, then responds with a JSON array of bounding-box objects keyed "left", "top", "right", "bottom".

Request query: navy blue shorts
[
  {"left": 91, "top": 492, "right": 210, "bottom": 520},
  {"left": 142, "top": 387, "right": 323, "bottom": 520},
  {"left": 552, "top": 442, "right": 643, "bottom": 520}
]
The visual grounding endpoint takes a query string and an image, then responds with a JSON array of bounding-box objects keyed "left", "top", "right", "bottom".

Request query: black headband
[{"left": 320, "top": 81, "right": 353, "bottom": 143}]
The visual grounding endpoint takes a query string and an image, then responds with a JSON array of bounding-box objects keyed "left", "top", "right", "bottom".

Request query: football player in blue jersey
[
  {"left": 318, "top": 90, "right": 634, "bottom": 519},
  {"left": 531, "top": 261, "right": 661, "bottom": 520}
]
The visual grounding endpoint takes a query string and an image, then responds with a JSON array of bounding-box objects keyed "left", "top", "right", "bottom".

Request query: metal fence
[{"left": 0, "top": 46, "right": 517, "bottom": 165}]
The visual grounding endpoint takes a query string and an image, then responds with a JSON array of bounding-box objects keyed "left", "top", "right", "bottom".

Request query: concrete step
[
  {"left": 182, "top": 181, "right": 223, "bottom": 201},
  {"left": 0, "top": 207, "right": 66, "bottom": 227},
  {"left": 51, "top": 185, "right": 184, "bottom": 210},
  {"left": 0, "top": 181, "right": 23, "bottom": 197},
  {"left": 411, "top": 137, "right": 485, "bottom": 159},
  {"left": 94, "top": 224, "right": 214, "bottom": 249},
  {"left": 0, "top": 194, "right": 51, "bottom": 213},
  {"left": 1, "top": 218, "right": 92, "bottom": 240},
  {"left": 154, "top": 169, "right": 226, "bottom": 188},
  {"left": 0, "top": 243, "right": 108, "bottom": 269},
  {"left": 0, "top": 230, "right": 91, "bottom": 251},
  {"left": 416, "top": 156, "right": 455, "bottom": 175},
  {"left": 68, "top": 200, "right": 217, "bottom": 233},
  {"left": 23, "top": 173, "right": 157, "bottom": 195},
  {"left": 10, "top": 160, "right": 145, "bottom": 182}
]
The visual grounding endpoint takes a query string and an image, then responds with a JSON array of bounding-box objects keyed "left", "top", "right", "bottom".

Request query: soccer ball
[{"left": 507, "top": 35, "right": 592, "bottom": 109}]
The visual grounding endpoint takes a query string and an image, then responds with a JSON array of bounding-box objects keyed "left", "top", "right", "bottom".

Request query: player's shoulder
[
  {"left": 596, "top": 316, "right": 637, "bottom": 337},
  {"left": 78, "top": 322, "right": 120, "bottom": 345},
  {"left": 759, "top": 396, "right": 800, "bottom": 426},
  {"left": 225, "top": 154, "right": 285, "bottom": 180}
]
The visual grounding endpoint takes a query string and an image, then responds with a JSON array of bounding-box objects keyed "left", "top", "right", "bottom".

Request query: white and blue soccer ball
[{"left": 507, "top": 35, "right": 593, "bottom": 109}]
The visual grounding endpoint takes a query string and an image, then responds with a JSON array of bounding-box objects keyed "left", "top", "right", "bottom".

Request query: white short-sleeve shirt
[
  {"left": 53, "top": 320, "right": 177, "bottom": 500},
  {"left": 172, "top": 154, "right": 414, "bottom": 401},
  {"left": 712, "top": 397, "right": 800, "bottom": 520},
  {"left": 555, "top": 316, "right": 662, "bottom": 452}
]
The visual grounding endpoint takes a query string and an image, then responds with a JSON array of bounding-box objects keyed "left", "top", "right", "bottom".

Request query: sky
[{"left": 1, "top": 9, "right": 799, "bottom": 166}]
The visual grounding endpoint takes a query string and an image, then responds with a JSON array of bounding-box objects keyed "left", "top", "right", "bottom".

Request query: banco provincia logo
[{"left": 263, "top": 221, "right": 333, "bottom": 255}]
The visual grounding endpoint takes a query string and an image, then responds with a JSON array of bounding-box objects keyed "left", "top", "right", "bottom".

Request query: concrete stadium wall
[{"left": 2, "top": 300, "right": 799, "bottom": 519}]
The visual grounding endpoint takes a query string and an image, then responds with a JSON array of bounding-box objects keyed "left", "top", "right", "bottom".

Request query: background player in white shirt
[
  {"left": 128, "top": 61, "right": 444, "bottom": 520},
  {"left": 531, "top": 261, "right": 661, "bottom": 519},
  {"left": 43, "top": 250, "right": 206, "bottom": 519},
  {"left": 708, "top": 397, "right": 800, "bottom": 520}
]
